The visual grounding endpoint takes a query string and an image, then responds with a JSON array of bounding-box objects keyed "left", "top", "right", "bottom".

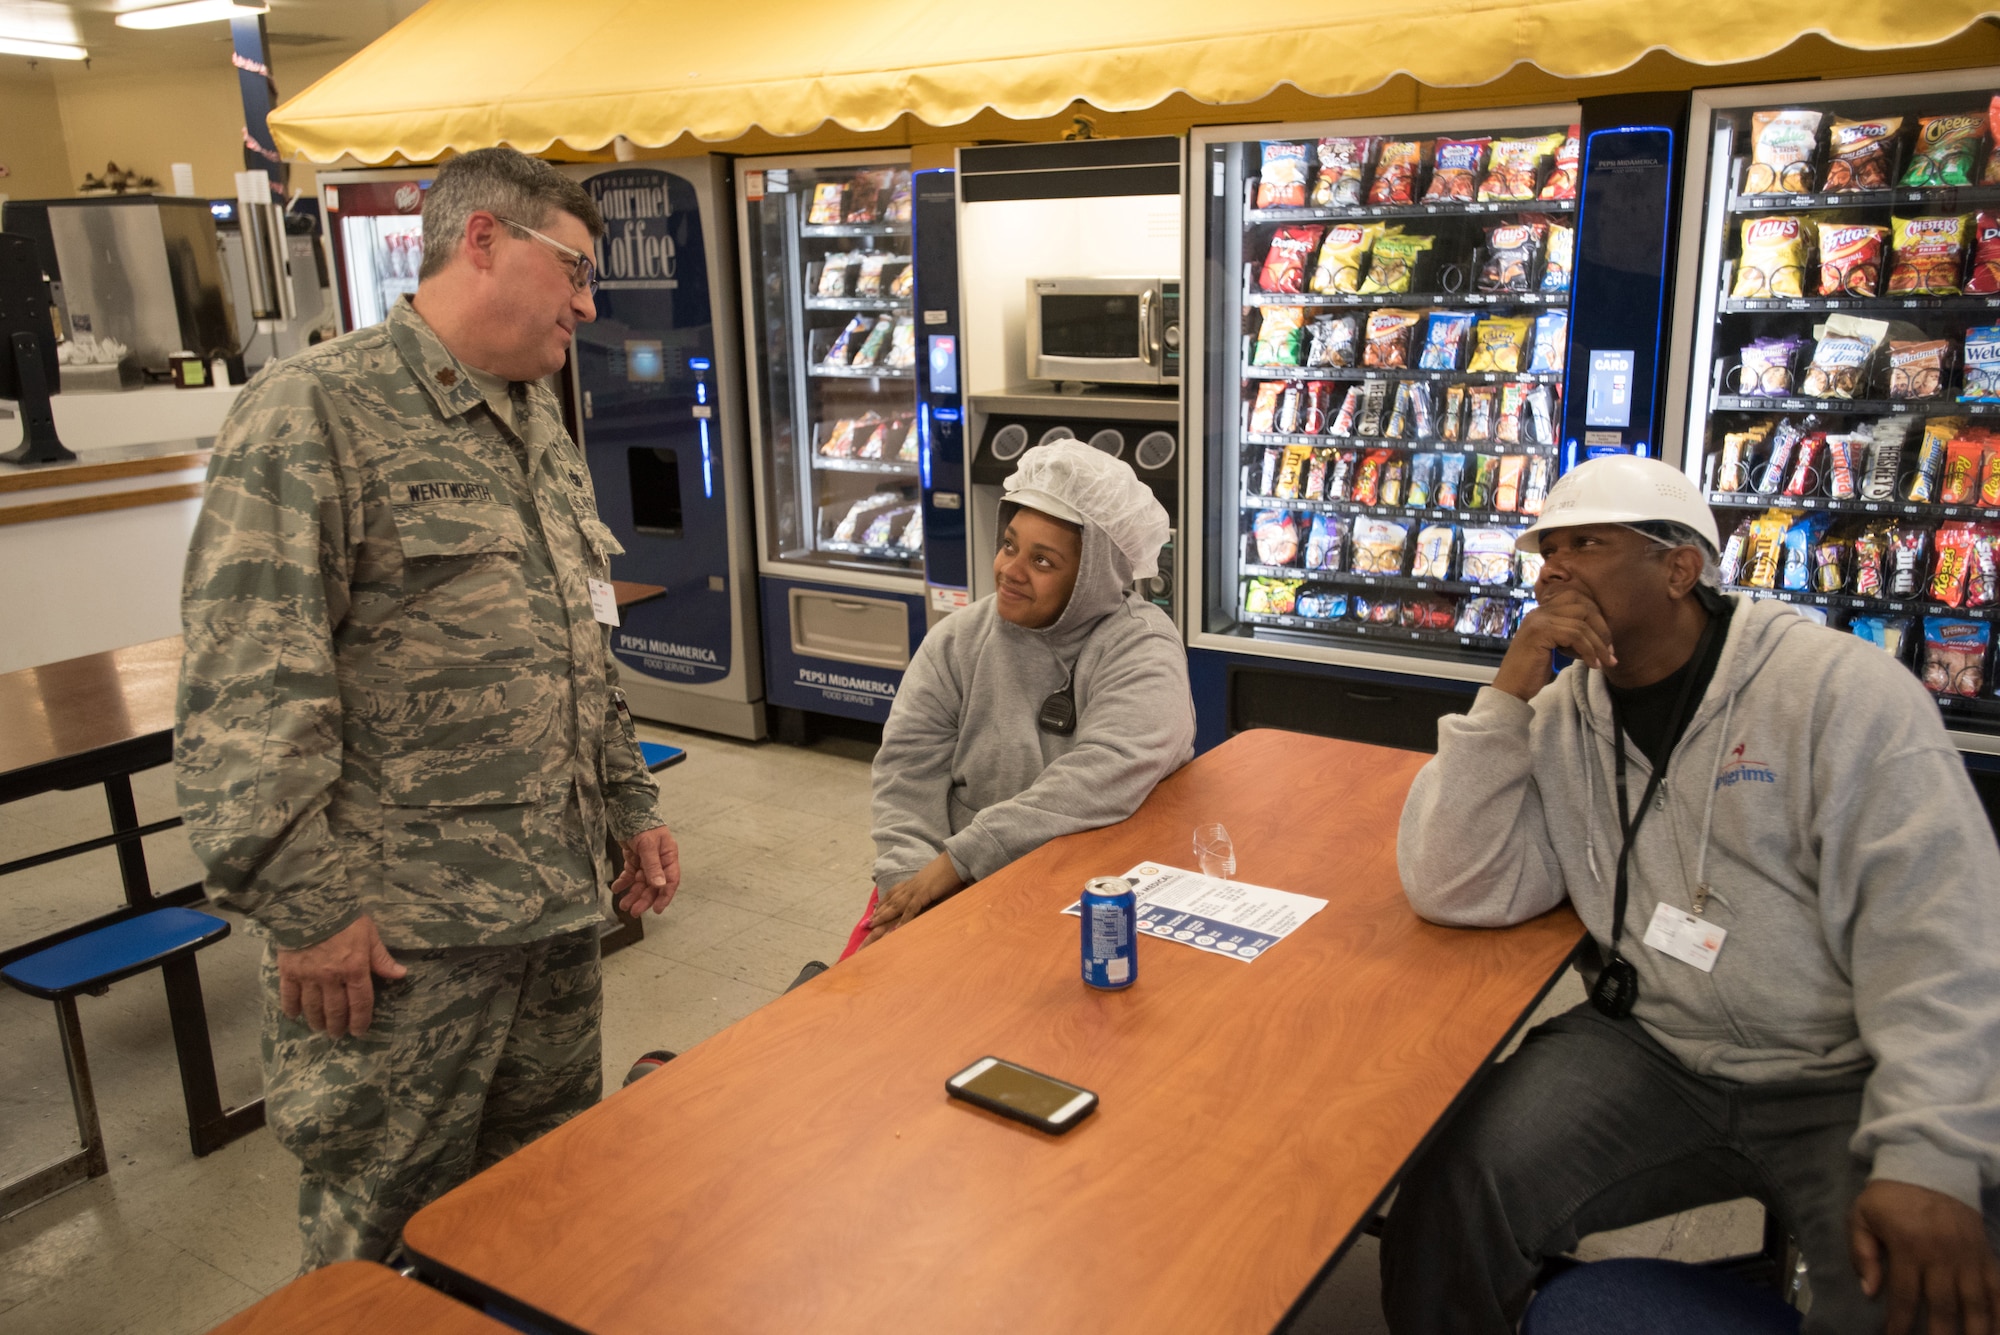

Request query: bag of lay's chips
[
  {"left": 1309, "top": 222, "right": 1388, "bottom": 295},
  {"left": 1733, "top": 216, "right": 1810, "bottom": 299},
  {"left": 1479, "top": 133, "right": 1566, "bottom": 202},
  {"left": 1466, "top": 316, "right": 1532, "bottom": 374},
  {"left": 1903, "top": 113, "right": 1985, "bottom": 188},
  {"left": 1888, "top": 214, "right": 1971, "bottom": 296}
]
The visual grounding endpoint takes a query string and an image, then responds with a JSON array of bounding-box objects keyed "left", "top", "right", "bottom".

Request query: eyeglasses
[{"left": 496, "top": 216, "right": 598, "bottom": 295}]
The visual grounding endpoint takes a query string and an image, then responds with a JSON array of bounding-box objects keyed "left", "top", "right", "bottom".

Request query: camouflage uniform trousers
[{"left": 260, "top": 926, "right": 602, "bottom": 1270}]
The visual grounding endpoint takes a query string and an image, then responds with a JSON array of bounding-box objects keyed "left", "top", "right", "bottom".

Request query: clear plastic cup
[{"left": 1193, "top": 823, "right": 1236, "bottom": 880}]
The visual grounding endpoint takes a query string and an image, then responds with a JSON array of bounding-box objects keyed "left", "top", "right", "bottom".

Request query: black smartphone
[{"left": 946, "top": 1056, "right": 1097, "bottom": 1134}]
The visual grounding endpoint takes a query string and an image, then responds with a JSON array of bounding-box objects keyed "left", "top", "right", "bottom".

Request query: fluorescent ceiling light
[
  {"left": 116, "top": 2, "right": 268, "bottom": 29},
  {"left": 0, "top": 35, "right": 88, "bottom": 59}
]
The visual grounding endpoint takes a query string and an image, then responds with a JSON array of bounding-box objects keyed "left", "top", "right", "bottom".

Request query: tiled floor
[{"left": 0, "top": 720, "right": 1761, "bottom": 1334}]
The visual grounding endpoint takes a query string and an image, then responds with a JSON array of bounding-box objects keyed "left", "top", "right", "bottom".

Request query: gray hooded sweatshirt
[
  {"left": 1399, "top": 596, "right": 2000, "bottom": 1212},
  {"left": 870, "top": 514, "right": 1195, "bottom": 890}
]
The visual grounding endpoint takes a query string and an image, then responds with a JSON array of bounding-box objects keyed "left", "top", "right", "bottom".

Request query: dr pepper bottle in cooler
[{"left": 1081, "top": 876, "right": 1138, "bottom": 989}]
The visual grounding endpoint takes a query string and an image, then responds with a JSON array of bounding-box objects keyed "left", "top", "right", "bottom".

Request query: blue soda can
[{"left": 1081, "top": 876, "right": 1138, "bottom": 989}]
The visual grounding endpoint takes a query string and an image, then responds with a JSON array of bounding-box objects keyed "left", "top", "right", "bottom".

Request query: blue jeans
[{"left": 1379, "top": 1003, "right": 1878, "bottom": 1334}]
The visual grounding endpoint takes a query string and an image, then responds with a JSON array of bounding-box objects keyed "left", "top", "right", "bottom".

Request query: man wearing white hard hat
[
  {"left": 846, "top": 440, "right": 1194, "bottom": 950},
  {"left": 1382, "top": 454, "right": 2000, "bottom": 1333}
]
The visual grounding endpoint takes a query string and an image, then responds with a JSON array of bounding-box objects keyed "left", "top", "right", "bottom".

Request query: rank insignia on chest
[{"left": 435, "top": 368, "right": 458, "bottom": 387}]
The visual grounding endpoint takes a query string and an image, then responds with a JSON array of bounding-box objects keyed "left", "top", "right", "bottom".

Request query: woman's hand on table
[{"left": 861, "top": 853, "right": 967, "bottom": 948}]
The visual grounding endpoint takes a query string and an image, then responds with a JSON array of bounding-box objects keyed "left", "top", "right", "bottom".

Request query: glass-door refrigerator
[
  {"left": 1186, "top": 106, "right": 1585, "bottom": 747},
  {"left": 1670, "top": 68, "right": 2000, "bottom": 757},
  {"left": 316, "top": 167, "right": 432, "bottom": 333},
  {"left": 737, "top": 152, "right": 928, "bottom": 730}
]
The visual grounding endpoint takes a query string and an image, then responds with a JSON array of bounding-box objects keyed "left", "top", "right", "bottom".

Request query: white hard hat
[{"left": 1514, "top": 454, "right": 1719, "bottom": 554}]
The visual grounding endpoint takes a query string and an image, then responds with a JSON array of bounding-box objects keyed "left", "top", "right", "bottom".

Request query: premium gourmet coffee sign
[{"left": 588, "top": 169, "right": 681, "bottom": 290}]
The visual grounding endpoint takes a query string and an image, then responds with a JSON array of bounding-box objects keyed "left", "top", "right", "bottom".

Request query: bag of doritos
[{"left": 1259, "top": 225, "right": 1326, "bottom": 294}]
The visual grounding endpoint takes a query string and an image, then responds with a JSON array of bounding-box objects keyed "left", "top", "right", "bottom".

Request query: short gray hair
[
  {"left": 419, "top": 147, "right": 603, "bottom": 281},
  {"left": 1626, "top": 520, "right": 1721, "bottom": 588}
]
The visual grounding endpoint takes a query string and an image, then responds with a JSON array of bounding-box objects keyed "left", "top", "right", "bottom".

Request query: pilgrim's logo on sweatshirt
[{"left": 1716, "top": 742, "right": 1779, "bottom": 790}]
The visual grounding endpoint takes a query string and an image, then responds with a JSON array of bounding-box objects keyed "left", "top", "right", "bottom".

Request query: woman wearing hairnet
[{"left": 848, "top": 440, "right": 1196, "bottom": 951}]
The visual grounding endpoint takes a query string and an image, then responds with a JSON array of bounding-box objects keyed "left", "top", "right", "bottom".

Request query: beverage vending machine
[
  {"left": 1669, "top": 67, "right": 2000, "bottom": 757},
  {"left": 316, "top": 167, "right": 431, "bottom": 333}
]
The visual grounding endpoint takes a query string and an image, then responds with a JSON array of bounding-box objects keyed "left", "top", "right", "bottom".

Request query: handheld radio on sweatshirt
[{"left": 1038, "top": 666, "right": 1078, "bottom": 736}]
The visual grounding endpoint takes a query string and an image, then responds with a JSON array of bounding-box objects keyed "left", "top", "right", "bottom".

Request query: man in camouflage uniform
[{"left": 176, "top": 147, "right": 679, "bottom": 1269}]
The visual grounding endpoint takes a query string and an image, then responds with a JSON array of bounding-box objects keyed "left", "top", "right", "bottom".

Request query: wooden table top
[
  {"left": 405, "top": 729, "right": 1583, "bottom": 1335},
  {"left": 610, "top": 579, "right": 666, "bottom": 609},
  {"left": 206, "top": 1262, "right": 511, "bottom": 1335},
  {"left": 0, "top": 636, "right": 182, "bottom": 784}
]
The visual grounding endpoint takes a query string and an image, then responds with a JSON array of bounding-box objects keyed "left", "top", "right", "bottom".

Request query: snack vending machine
[
  {"left": 1670, "top": 68, "right": 2000, "bottom": 755},
  {"left": 565, "top": 159, "right": 764, "bottom": 739},
  {"left": 317, "top": 167, "right": 432, "bottom": 333},
  {"left": 735, "top": 153, "right": 932, "bottom": 729},
  {"left": 1185, "top": 106, "right": 1587, "bottom": 746}
]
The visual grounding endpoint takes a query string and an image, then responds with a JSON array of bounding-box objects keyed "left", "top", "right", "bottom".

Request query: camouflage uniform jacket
[{"left": 176, "top": 298, "right": 663, "bottom": 951}]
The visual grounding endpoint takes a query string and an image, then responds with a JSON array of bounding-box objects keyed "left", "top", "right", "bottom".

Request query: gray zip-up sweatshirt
[
  {"left": 1399, "top": 597, "right": 2000, "bottom": 1212},
  {"left": 870, "top": 517, "right": 1195, "bottom": 889}
]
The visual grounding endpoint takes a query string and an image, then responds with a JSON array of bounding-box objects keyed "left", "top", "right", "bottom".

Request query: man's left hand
[
  {"left": 1851, "top": 1179, "right": 2000, "bottom": 1335},
  {"left": 612, "top": 825, "right": 681, "bottom": 915}
]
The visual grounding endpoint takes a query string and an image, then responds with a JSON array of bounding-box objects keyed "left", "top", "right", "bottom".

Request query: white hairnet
[{"left": 1003, "top": 440, "right": 1171, "bottom": 580}]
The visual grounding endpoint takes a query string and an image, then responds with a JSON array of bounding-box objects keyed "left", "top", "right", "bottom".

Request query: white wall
[{"left": 958, "top": 193, "right": 1182, "bottom": 396}]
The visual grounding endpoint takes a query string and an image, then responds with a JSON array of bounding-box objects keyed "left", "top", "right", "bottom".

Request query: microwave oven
[{"left": 1026, "top": 277, "right": 1180, "bottom": 386}]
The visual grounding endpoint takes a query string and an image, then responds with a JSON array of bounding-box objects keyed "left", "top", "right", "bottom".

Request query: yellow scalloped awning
[{"left": 270, "top": 0, "right": 2000, "bottom": 164}]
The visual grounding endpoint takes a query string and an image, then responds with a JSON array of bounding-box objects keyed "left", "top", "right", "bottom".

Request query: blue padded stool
[
  {"left": 1523, "top": 1257, "right": 1803, "bottom": 1334},
  {"left": 1, "top": 906, "right": 257, "bottom": 1216},
  {"left": 640, "top": 742, "right": 685, "bottom": 771}
]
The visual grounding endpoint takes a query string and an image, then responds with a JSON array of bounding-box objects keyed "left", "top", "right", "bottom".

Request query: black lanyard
[{"left": 1589, "top": 613, "right": 1718, "bottom": 1019}]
